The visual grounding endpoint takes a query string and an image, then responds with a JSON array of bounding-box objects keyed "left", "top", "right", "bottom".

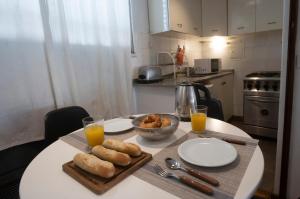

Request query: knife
[
  {"left": 221, "top": 138, "right": 246, "bottom": 145},
  {"left": 198, "top": 135, "right": 246, "bottom": 145}
]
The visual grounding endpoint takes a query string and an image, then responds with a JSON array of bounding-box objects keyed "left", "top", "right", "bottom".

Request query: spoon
[{"left": 165, "top": 157, "right": 219, "bottom": 186}]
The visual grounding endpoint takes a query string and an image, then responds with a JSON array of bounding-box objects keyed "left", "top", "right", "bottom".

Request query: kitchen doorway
[{"left": 228, "top": 0, "right": 298, "bottom": 198}]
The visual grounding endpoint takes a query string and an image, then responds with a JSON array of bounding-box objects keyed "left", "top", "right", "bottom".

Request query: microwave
[{"left": 193, "top": 59, "right": 221, "bottom": 74}]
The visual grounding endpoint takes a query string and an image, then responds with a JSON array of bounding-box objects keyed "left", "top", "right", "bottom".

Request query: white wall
[{"left": 201, "top": 31, "right": 282, "bottom": 116}]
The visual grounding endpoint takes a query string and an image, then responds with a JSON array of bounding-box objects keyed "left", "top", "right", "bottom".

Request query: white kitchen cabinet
[
  {"left": 134, "top": 86, "right": 176, "bottom": 114},
  {"left": 228, "top": 0, "right": 255, "bottom": 35},
  {"left": 148, "top": 0, "right": 202, "bottom": 36},
  {"left": 184, "top": 0, "right": 202, "bottom": 35},
  {"left": 209, "top": 74, "right": 234, "bottom": 121},
  {"left": 255, "top": 0, "right": 283, "bottom": 32},
  {"left": 202, "top": 0, "right": 227, "bottom": 37}
]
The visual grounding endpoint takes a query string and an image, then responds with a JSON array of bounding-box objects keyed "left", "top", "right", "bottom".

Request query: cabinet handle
[
  {"left": 267, "top": 21, "right": 277, "bottom": 25},
  {"left": 211, "top": 29, "right": 219, "bottom": 32},
  {"left": 237, "top": 26, "right": 245, "bottom": 30},
  {"left": 177, "top": 24, "right": 183, "bottom": 28},
  {"left": 193, "top": 27, "right": 198, "bottom": 31},
  {"left": 221, "top": 81, "right": 226, "bottom": 85}
]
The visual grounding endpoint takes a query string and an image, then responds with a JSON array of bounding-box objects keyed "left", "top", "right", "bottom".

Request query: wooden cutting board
[{"left": 63, "top": 151, "right": 152, "bottom": 194}]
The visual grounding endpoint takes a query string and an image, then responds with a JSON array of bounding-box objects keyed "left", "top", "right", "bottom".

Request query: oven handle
[{"left": 245, "top": 96, "right": 279, "bottom": 103}]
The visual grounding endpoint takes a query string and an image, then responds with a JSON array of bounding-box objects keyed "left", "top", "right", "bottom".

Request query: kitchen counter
[{"left": 133, "top": 70, "right": 234, "bottom": 87}]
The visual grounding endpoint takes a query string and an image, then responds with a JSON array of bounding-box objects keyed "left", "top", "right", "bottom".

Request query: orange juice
[
  {"left": 84, "top": 124, "right": 104, "bottom": 147},
  {"left": 191, "top": 113, "right": 206, "bottom": 133}
]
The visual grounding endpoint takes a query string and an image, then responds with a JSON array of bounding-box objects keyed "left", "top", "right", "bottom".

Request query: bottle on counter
[{"left": 176, "top": 45, "right": 185, "bottom": 65}]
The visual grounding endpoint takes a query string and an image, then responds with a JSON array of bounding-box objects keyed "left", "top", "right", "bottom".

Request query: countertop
[{"left": 133, "top": 70, "right": 234, "bottom": 87}]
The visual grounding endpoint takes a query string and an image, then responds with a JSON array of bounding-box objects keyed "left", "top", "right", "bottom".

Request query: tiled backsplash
[
  {"left": 131, "top": 32, "right": 202, "bottom": 78},
  {"left": 131, "top": 0, "right": 282, "bottom": 116}
]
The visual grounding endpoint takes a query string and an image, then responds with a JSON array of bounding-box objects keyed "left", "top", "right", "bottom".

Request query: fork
[{"left": 153, "top": 164, "right": 214, "bottom": 196}]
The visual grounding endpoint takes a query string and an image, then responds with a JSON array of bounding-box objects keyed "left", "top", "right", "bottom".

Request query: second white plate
[
  {"left": 104, "top": 118, "right": 133, "bottom": 134},
  {"left": 178, "top": 138, "right": 238, "bottom": 167}
]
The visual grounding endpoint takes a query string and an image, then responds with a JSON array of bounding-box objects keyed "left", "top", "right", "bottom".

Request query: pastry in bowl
[
  {"left": 132, "top": 114, "right": 179, "bottom": 140},
  {"left": 139, "top": 114, "right": 171, "bottom": 128}
]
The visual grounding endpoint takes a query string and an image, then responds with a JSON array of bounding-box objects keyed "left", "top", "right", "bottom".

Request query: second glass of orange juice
[
  {"left": 82, "top": 116, "right": 104, "bottom": 147},
  {"left": 190, "top": 105, "right": 208, "bottom": 133}
]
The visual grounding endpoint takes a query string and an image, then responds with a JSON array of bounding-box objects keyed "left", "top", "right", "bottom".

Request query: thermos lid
[{"left": 178, "top": 81, "right": 193, "bottom": 86}]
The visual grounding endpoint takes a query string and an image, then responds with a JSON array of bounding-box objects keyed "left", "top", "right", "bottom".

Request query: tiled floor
[{"left": 229, "top": 118, "right": 277, "bottom": 197}]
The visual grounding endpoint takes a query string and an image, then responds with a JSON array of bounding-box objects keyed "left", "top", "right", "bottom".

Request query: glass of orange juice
[
  {"left": 82, "top": 116, "right": 105, "bottom": 147},
  {"left": 190, "top": 105, "right": 208, "bottom": 133}
]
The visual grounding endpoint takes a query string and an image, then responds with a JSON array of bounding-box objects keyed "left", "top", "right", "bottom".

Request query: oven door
[{"left": 244, "top": 95, "right": 279, "bottom": 129}]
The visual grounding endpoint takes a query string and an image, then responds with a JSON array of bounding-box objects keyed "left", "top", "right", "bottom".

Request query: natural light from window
[{"left": 0, "top": 0, "right": 130, "bottom": 46}]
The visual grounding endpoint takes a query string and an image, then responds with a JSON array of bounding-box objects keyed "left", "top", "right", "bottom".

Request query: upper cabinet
[
  {"left": 148, "top": 0, "right": 202, "bottom": 36},
  {"left": 228, "top": 0, "right": 256, "bottom": 35},
  {"left": 185, "top": 0, "right": 202, "bottom": 35},
  {"left": 255, "top": 0, "right": 283, "bottom": 32},
  {"left": 202, "top": 0, "right": 227, "bottom": 37},
  {"left": 149, "top": 0, "right": 282, "bottom": 37}
]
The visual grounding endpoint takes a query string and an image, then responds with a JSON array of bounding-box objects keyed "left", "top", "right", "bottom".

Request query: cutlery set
[
  {"left": 154, "top": 158, "right": 220, "bottom": 196},
  {"left": 165, "top": 158, "right": 219, "bottom": 186},
  {"left": 154, "top": 164, "right": 214, "bottom": 196}
]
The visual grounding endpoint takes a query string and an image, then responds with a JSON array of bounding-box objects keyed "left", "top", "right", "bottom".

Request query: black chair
[
  {"left": 0, "top": 140, "right": 45, "bottom": 199},
  {"left": 0, "top": 106, "right": 88, "bottom": 198},
  {"left": 44, "top": 106, "right": 89, "bottom": 145},
  {"left": 194, "top": 83, "right": 224, "bottom": 121}
]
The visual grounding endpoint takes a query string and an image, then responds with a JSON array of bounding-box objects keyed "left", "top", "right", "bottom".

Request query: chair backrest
[
  {"left": 44, "top": 106, "right": 89, "bottom": 143},
  {"left": 193, "top": 83, "right": 224, "bottom": 121},
  {"left": 198, "top": 98, "right": 224, "bottom": 121}
]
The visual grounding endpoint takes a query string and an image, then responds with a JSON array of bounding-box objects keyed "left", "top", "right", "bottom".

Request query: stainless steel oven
[
  {"left": 244, "top": 95, "right": 279, "bottom": 128},
  {"left": 243, "top": 72, "right": 280, "bottom": 138}
]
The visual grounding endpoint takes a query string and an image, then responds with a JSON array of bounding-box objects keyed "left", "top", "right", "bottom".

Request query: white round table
[{"left": 20, "top": 118, "right": 264, "bottom": 199}]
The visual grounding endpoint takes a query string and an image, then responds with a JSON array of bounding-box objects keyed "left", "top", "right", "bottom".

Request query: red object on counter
[{"left": 176, "top": 45, "right": 185, "bottom": 65}]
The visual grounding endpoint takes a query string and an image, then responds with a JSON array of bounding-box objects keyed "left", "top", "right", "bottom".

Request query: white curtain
[
  {"left": 0, "top": 0, "right": 133, "bottom": 150},
  {"left": 0, "top": 0, "right": 55, "bottom": 150}
]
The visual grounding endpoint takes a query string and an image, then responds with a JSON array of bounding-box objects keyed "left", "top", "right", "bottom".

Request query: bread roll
[
  {"left": 161, "top": 117, "right": 171, "bottom": 127},
  {"left": 73, "top": 153, "right": 115, "bottom": 178},
  {"left": 92, "top": 145, "right": 131, "bottom": 166},
  {"left": 139, "top": 115, "right": 171, "bottom": 128},
  {"left": 102, "top": 139, "right": 142, "bottom": 157}
]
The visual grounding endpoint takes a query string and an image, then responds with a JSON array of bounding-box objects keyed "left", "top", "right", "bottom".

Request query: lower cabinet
[
  {"left": 134, "top": 86, "right": 176, "bottom": 114},
  {"left": 209, "top": 74, "right": 234, "bottom": 121}
]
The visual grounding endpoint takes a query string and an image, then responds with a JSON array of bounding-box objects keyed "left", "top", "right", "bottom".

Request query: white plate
[
  {"left": 104, "top": 118, "right": 133, "bottom": 134},
  {"left": 178, "top": 138, "right": 238, "bottom": 167}
]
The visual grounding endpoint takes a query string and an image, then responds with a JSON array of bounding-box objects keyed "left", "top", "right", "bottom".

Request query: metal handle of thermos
[
  {"left": 204, "top": 84, "right": 214, "bottom": 88},
  {"left": 193, "top": 83, "right": 212, "bottom": 100}
]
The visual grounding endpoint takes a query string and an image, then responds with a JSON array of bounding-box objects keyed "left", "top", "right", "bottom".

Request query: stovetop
[
  {"left": 246, "top": 71, "right": 280, "bottom": 78},
  {"left": 244, "top": 71, "right": 280, "bottom": 92}
]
